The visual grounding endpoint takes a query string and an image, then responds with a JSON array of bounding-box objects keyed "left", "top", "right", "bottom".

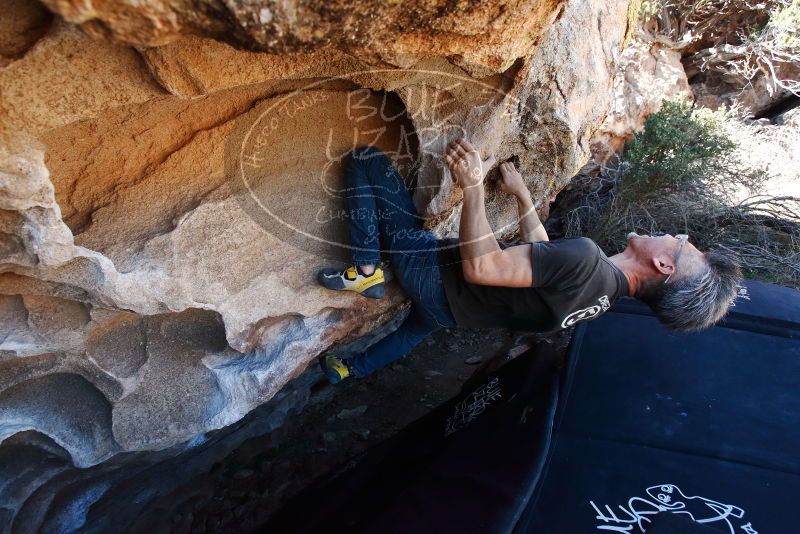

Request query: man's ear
[{"left": 651, "top": 255, "right": 674, "bottom": 276}]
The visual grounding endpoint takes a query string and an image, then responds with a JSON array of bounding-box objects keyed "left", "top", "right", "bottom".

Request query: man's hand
[
  {"left": 499, "top": 161, "right": 549, "bottom": 243},
  {"left": 444, "top": 138, "right": 487, "bottom": 189},
  {"left": 498, "top": 161, "right": 528, "bottom": 198}
]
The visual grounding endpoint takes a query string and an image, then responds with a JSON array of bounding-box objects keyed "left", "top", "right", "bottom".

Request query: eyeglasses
[{"left": 663, "top": 234, "right": 689, "bottom": 285}]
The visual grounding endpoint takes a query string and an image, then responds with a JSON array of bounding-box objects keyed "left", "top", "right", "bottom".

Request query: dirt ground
[{"left": 127, "top": 326, "right": 535, "bottom": 533}]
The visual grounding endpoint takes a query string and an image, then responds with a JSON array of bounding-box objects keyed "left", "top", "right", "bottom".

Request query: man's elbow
[
  {"left": 462, "top": 263, "right": 480, "bottom": 284},
  {"left": 462, "top": 261, "right": 489, "bottom": 284}
]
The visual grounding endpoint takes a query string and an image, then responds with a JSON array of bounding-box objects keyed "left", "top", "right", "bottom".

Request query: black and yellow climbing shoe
[
  {"left": 317, "top": 264, "right": 385, "bottom": 299},
  {"left": 320, "top": 354, "right": 352, "bottom": 384}
]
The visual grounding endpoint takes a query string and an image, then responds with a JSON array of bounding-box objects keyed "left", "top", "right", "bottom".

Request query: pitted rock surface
[{"left": 0, "top": 0, "right": 651, "bottom": 530}]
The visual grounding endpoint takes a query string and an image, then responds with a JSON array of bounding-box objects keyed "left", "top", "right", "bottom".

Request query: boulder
[
  {"left": 0, "top": 0, "right": 636, "bottom": 529},
  {"left": 687, "top": 46, "right": 800, "bottom": 116},
  {"left": 590, "top": 38, "right": 692, "bottom": 164},
  {"left": 41, "top": 0, "right": 567, "bottom": 76}
]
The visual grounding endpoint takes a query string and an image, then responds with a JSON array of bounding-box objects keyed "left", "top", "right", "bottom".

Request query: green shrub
[{"left": 619, "top": 100, "right": 739, "bottom": 206}]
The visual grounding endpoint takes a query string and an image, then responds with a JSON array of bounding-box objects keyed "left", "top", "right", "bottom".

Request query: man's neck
[{"left": 608, "top": 252, "right": 642, "bottom": 297}]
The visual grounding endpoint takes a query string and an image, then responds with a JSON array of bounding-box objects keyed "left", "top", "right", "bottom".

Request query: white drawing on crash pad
[{"left": 590, "top": 483, "right": 756, "bottom": 533}]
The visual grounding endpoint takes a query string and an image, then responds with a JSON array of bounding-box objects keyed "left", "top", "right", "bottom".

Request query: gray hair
[{"left": 644, "top": 248, "right": 742, "bottom": 332}]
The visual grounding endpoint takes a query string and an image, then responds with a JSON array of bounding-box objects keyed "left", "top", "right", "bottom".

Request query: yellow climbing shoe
[
  {"left": 320, "top": 354, "right": 352, "bottom": 384},
  {"left": 317, "top": 264, "right": 385, "bottom": 299}
]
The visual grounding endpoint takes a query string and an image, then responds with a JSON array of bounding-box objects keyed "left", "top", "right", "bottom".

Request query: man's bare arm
[
  {"left": 445, "top": 139, "right": 533, "bottom": 287},
  {"left": 515, "top": 195, "right": 549, "bottom": 242},
  {"left": 499, "top": 161, "right": 548, "bottom": 243}
]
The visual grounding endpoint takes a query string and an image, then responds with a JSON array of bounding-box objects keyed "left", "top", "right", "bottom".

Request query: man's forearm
[
  {"left": 516, "top": 193, "right": 548, "bottom": 242},
  {"left": 446, "top": 140, "right": 534, "bottom": 287},
  {"left": 459, "top": 186, "right": 534, "bottom": 286},
  {"left": 459, "top": 186, "right": 501, "bottom": 274}
]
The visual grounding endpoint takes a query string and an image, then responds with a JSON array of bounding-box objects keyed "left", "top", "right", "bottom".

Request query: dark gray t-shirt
[{"left": 437, "top": 237, "right": 628, "bottom": 332}]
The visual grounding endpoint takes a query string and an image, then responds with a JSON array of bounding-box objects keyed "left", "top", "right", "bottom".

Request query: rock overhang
[{"left": 0, "top": 0, "right": 638, "bottom": 528}]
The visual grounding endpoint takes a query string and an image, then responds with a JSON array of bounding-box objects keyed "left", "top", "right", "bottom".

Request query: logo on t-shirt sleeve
[{"left": 561, "top": 295, "right": 611, "bottom": 328}]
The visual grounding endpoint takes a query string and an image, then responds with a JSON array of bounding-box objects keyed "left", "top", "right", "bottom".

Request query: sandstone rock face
[
  {"left": 41, "top": 0, "right": 566, "bottom": 76},
  {"left": 0, "top": 0, "right": 634, "bottom": 529},
  {"left": 590, "top": 38, "right": 692, "bottom": 163},
  {"left": 690, "top": 59, "right": 800, "bottom": 115}
]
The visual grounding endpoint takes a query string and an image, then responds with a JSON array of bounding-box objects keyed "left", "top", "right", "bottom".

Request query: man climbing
[{"left": 317, "top": 139, "right": 741, "bottom": 384}]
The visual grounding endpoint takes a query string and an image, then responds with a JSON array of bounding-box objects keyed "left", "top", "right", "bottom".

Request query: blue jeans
[{"left": 343, "top": 146, "right": 457, "bottom": 377}]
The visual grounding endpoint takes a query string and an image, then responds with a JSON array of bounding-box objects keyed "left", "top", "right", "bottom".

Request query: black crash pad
[{"left": 266, "top": 281, "right": 800, "bottom": 534}]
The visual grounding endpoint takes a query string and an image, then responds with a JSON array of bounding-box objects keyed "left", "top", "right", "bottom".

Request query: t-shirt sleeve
[{"left": 531, "top": 237, "right": 600, "bottom": 289}]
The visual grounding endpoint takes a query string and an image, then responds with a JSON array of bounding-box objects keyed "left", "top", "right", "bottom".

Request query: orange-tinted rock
[
  {"left": 0, "top": 0, "right": 636, "bottom": 508},
  {"left": 42, "top": 0, "right": 567, "bottom": 76}
]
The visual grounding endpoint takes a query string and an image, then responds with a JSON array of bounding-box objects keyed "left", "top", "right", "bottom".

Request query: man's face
[{"left": 625, "top": 233, "right": 705, "bottom": 281}]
